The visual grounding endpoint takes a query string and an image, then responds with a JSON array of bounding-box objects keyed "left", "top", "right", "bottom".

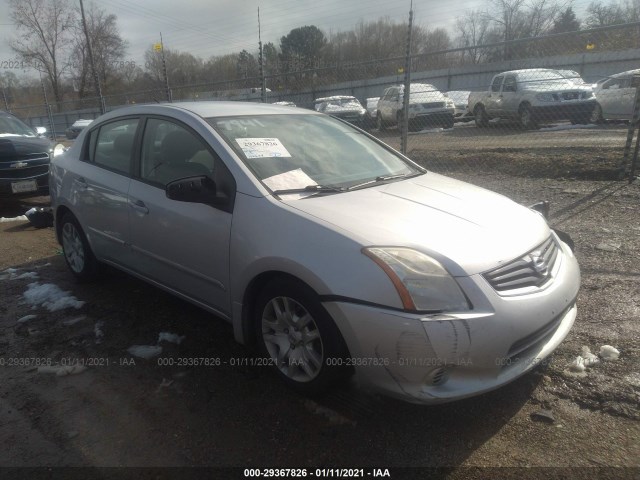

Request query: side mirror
[
  {"left": 35, "top": 126, "right": 47, "bottom": 136},
  {"left": 166, "top": 175, "right": 228, "bottom": 207}
]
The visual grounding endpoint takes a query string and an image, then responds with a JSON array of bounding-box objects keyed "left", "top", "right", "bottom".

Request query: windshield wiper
[
  {"left": 272, "top": 184, "right": 346, "bottom": 195},
  {"left": 347, "top": 172, "right": 423, "bottom": 191}
]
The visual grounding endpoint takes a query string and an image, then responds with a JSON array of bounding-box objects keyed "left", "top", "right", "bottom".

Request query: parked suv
[
  {"left": 0, "top": 110, "right": 56, "bottom": 198},
  {"left": 377, "top": 83, "right": 455, "bottom": 131},
  {"left": 468, "top": 69, "right": 596, "bottom": 128}
]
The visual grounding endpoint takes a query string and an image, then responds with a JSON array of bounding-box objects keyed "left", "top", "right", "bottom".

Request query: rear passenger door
[
  {"left": 73, "top": 117, "right": 140, "bottom": 265},
  {"left": 127, "top": 117, "right": 234, "bottom": 317}
]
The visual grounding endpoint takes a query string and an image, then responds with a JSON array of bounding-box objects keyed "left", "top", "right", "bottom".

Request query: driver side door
[{"left": 127, "top": 116, "right": 235, "bottom": 318}]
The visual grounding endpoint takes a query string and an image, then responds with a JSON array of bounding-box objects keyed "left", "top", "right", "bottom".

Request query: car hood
[
  {"left": 406, "top": 92, "right": 446, "bottom": 104},
  {"left": 522, "top": 80, "right": 592, "bottom": 93},
  {"left": 281, "top": 172, "right": 549, "bottom": 276},
  {"left": 0, "top": 136, "right": 52, "bottom": 160}
]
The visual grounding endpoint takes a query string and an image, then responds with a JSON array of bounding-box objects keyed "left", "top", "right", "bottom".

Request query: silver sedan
[{"left": 49, "top": 102, "right": 580, "bottom": 403}]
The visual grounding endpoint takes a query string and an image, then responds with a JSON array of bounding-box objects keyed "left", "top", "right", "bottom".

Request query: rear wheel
[
  {"left": 255, "top": 277, "right": 352, "bottom": 395},
  {"left": 60, "top": 213, "right": 101, "bottom": 282},
  {"left": 474, "top": 105, "right": 489, "bottom": 127}
]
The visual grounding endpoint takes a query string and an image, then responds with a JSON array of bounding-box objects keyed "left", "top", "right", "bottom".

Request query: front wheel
[
  {"left": 255, "top": 277, "right": 352, "bottom": 395},
  {"left": 519, "top": 104, "right": 537, "bottom": 129},
  {"left": 60, "top": 213, "right": 101, "bottom": 282},
  {"left": 590, "top": 103, "right": 604, "bottom": 124}
]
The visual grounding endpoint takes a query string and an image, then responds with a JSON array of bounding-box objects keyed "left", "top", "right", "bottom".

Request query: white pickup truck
[{"left": 467, "top": 69, "right": 596, "bottom": 128}]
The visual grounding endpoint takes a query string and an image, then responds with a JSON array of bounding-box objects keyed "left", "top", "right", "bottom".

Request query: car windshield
[
  {"left": 0, "top": 115, "right": 37, "bottom": 137},
  {"left": 208, "top": 114, "right": 421, "bottom": 192}
]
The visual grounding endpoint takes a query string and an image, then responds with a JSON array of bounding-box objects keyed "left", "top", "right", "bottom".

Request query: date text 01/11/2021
[{"left": 243, "top": 468, "right": 391, "bottom": 477}]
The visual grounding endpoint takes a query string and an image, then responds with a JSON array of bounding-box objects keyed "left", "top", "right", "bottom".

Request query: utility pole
[
  {"left": 2, "top": 88, "right": 9, "bottom": 112},
  {"left": 400, "top": 0, "right": 413, "bottom": 155},
  {"left": 79, "top": 0, "right": 105, "bottom": 114},
  {"left": 258, "top": 7, "right": 266, "bottom": 103},
  {"left": 40, "top": 74, "right": 56, "bottom": 140},
  {"left": 159, "top": 33, "right": 172, "bottom": 102}
]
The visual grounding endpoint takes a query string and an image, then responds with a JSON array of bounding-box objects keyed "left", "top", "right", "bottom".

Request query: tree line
[{"left": 2, "top": 0, "right": 639, "bottom": 110}]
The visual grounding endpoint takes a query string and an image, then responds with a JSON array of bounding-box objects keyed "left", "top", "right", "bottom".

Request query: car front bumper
[
  {"left": 323, "top": 235, "right": 580, "bottom": 404},
  {"left": 532, "top": 100, "right": 596, "bottom": 121}
]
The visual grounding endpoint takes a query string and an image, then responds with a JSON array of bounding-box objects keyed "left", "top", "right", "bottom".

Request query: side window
[
  {"left": 503, "top": 76, "right": 517, "bottom": 92},
  {"left": 140, "top": 118, "right": 215, "bottom": 186},
  {"left": 92, "top": 118, "right": 139, "bottom": 175},
  {"left": 602, "top": 78, "right": 621, "bottom": 90},
  {"left": 491, "top": 76, "right": 503, "bottom": 92}
]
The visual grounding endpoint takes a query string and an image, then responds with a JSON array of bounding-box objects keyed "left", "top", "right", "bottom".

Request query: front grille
[
  {"left": 0, "top": 154, "right": 50, "bottom": 180},
  {"left": 422, "top": 101, "right": 446, "bottom": 109},
  {"left": 562, "top": 91, "right": 580, "bottom": 100},
  {"left": 484, "top": 236, "right": 560, "bottom": 293}
]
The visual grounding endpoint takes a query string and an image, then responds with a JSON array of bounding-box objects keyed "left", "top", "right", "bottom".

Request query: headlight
[
  {"left": 583, "top": 91, "right": 595, "bottom": 99},
  {"left": 363, "top": 247, "right": 470, "bottom": 312},
  {"left": 51, "top": 144, "right": 67, "bottom": 157},
  {"left": 535, "top": 93, "right": 556, "bottom": 102},
  {"left": 446, "top": 99, "right": 455, "bottom": 107}
]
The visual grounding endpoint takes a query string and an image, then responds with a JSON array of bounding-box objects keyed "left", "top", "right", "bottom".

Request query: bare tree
[
  {"left": 455, "top": 10, "right": 493, "bottom": 64},
  {"left": 9, "top": 0, "right": 76, "bottom": 106},
  {"left": 70, "top": 3, "right": 127, "bottom": 98}
]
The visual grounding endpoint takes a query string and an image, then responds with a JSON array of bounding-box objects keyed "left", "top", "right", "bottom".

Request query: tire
[
  {"left": 590, "top": 103, "right": 603, "bottom": 124},
  {"left": 519, "top": 104, "right": 537, "bottom": 129},
  {"left": 254, "top": 277, "right": 352, "bottom": 395},
  {"left": 376, "top": 112, "right": 385, "bottom": 131},
  {"left": 60, "top": 213, "right": 101, "bottom": 282},
  {"left": 474, "top": 105, "right": 489, "bottom": 127}
]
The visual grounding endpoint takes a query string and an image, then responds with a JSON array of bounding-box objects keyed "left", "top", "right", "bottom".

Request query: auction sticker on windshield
[{"left": 235, "top": 138, "right": 291, "bottom": 158}]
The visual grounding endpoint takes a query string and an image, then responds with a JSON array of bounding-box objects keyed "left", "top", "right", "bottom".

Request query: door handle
[{"left": 129, "top": 199, "right": 149, "bottom": 215}]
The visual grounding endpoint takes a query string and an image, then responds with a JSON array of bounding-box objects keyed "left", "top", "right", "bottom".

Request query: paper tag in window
[
  {"left": 263, "top": 168, "right": 316, "bottom": 192},
  {"left": 235, "top": 138, "right": 291, "bottom": 158}
]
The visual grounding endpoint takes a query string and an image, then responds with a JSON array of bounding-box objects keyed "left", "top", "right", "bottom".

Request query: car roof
[
  {"left": 100, "top": 101, "right": 320, "bottom": 120},
  {"left": 497, "top": 68, "right": 562, "bottom": 77},
  {"left": 315, "top": 95, "right": 356, "bottom": 101}
]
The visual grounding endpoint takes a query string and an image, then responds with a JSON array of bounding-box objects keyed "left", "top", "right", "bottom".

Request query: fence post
[
  {"left": 40, "top": 78, "right": 57, "bottom": 140},
  {"left": 400, "top": 1, "right": 413, "bottom": 155},
  {"left": 621, "top": 73, "right": 640, "bottom": 182}
]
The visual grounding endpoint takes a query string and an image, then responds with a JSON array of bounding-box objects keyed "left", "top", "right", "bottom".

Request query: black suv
[{"left": 0, "top": 111, "right": 53, "bottom": 198}]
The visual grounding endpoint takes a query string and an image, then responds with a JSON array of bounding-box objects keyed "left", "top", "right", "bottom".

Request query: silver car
[
  {"left": 591, "top": 69, "right": 640, "bottom": 122},
  {"left": 49, "top": 102, "right": 580, "bottom": 404}
]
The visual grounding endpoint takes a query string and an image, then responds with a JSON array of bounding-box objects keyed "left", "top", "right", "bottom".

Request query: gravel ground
[{"left": 0, "top": 134, "right": 639, "bottom": 478}]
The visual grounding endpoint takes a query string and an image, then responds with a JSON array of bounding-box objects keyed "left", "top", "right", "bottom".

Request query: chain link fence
[{"left": 5, "top": 22, "right": 640, "bottom": 181}]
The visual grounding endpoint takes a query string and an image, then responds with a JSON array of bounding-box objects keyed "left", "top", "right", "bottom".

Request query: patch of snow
[
  {"left": 11, "top": 272, "right": 39, "bottom": 281},
  {"left": 599, "top": 345, "right": 620, "bottom": 360},
  {"left": 581, "top": 346, "right": 600, "bottom": 367},
  {"left": 63, "top": 315, "right": 86, "bottom": 326},
  {"left": 0, "top": 215, "right": 28, "bottom": 223},
  {"left": 539, "top": 123, "right": 598, "bottom": 132},
  {"left": 23, "top": 282, "right": 85, "bottom": 312},
  {"left": 564, "top": 356, "right": 587, "bottom": 377},
  {"left": 37, "top": 365, "right": 87, "bottom": 376},
  {"left": 158, "top": 332, "right": 185, "bottom": 345},
  {"left": 127, "top": 345, "right": 162, "bottom": 359},
  {"left": 17, "top": 314, "right": 37, "bottom": 324}
]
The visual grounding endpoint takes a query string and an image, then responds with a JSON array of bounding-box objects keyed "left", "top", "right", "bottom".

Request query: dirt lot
[{"left": 0, "top": 126, "right": 639, "bottom": 478}]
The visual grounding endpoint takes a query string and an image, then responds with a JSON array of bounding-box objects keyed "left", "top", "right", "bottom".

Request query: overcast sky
[{"left": 1, "top": 0, "right": 593, "bottom": 79}]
